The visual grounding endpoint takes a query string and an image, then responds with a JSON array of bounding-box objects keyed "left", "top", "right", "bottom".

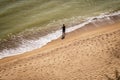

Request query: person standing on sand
[{"left": 61, "top": 24, "right": 66, "bottom": 39}]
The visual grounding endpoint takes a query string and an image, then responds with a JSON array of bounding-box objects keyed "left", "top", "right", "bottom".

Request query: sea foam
[{"left": 0, "top": 11, "right": 120, "bottom": 59}]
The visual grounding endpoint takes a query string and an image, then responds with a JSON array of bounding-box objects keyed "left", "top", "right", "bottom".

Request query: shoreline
[
  {"left": 0, "top": 21, "right": 120, "bottom": 80},
  {"left": 0, "top": 21, "right": 120, "bottom": 63},
  {"left": 0, "top": 11, "right": 120, "bottom": 59}
]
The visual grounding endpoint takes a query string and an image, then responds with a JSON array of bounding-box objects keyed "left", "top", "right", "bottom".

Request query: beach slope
[{"left": 0, "top": 22, "right": 120, "bottom": 80}]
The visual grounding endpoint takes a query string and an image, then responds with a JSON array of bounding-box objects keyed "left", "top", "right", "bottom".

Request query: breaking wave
[{"left": 0, "top": 11, "right": 120, "bottom": 59}]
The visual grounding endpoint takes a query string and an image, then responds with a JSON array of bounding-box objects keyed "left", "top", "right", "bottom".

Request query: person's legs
[{"left": 61, "top": 32, "right": 65, "bottom": 39}]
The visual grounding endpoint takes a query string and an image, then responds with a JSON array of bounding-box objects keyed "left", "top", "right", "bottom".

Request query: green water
[{"left": 0, "top": 0, "right": 120, "bottom": 40}]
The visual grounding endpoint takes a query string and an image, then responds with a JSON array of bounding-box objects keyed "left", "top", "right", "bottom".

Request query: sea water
[{"left": 0, "top": 0, "right": 120, "bottom": 59}]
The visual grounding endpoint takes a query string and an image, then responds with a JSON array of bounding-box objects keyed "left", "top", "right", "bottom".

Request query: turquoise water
[{"left": 0, "top": 0, "right": 120, "bottom": 40}]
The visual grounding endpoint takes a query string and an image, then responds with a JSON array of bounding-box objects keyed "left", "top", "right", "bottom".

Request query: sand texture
[{"left": 0, "top": 22, "right": 120, "bottom": 80}]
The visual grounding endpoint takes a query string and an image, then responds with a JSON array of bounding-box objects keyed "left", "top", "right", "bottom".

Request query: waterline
[{"left": 0, "top": 11, "right": 120, "bottom": 59}]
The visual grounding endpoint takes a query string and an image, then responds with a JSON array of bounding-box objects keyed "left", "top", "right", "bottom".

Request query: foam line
[{"left": 0, "top": 11, "right": 120, "bottom": 59}]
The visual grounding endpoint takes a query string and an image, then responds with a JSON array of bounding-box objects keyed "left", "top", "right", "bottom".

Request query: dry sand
[{"left": 0, "top": 22, "right": 120, "bottom": 80}]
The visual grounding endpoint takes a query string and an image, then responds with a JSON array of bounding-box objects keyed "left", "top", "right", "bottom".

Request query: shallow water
[
  {"left": 0, "top": 0, "right": 120, "bottom": 39},
  {"left": 0, "top": 0, "right": 120, "bottom": 58},
  {"left": 0, "top": 11, "right": 120, "bottom": 59}
]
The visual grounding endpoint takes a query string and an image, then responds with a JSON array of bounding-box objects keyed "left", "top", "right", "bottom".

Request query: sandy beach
[{"left": 0, "top": 22, "right": 120, "bottom": 80}]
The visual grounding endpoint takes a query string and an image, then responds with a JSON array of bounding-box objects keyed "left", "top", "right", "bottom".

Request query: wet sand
[{"left": 0, "top": 22, "right": 120, "bottom": 80}]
